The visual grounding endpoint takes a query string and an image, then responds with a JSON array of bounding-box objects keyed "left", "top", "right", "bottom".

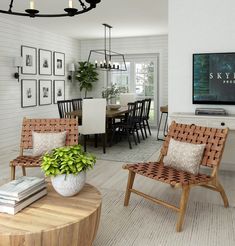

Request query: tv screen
[{"left": 193, "top": 52, "right": 235, "bottom": 105}]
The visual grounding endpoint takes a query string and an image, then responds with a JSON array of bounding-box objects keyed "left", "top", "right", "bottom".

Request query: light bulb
[{"left": 69, "top": 0, "right": 73, "bottom": 8}]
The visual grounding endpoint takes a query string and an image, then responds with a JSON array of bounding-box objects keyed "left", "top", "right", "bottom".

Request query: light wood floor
[{"left": 1, "top": 147, "right": 235, "bottom": 246}]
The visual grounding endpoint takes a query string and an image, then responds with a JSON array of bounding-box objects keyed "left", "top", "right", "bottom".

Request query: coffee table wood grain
[{"left": 0, "top": 183, "right": 102, "bottom": 246}]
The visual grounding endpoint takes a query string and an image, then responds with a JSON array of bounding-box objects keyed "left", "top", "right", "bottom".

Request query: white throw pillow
[
  {"left": 163, "top": 138, "right": 206, "bottom": 175},
  {"left": 32, "top": 131, "right": 67, "bottom": 156}
]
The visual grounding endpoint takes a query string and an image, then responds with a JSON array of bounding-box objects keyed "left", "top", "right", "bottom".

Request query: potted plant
[
  {"left": 76, "top": 61, "right": 99, "bottom": 98},
  {"left": 41, "top": 145, "right": 96, "bottom": 197},
  {"left": 102, "top": 84, "right": 128, "bottom": 104}
]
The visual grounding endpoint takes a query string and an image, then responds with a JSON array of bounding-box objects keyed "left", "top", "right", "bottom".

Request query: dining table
[{"left": 65, "top": 106, "right": 128, "bottom": 119}]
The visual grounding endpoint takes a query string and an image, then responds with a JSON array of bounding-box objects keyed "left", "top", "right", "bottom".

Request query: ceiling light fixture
[
  {"left": 0, "top": 0, "right": 101, "bottom": 18},
  {"left": 88, "top": 24, "right": 127, "bottom": 72}
]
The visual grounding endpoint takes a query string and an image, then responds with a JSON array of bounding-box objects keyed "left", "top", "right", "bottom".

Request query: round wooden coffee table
[{"left": 0, "top": 183, "right": 102, "bottom": 246}]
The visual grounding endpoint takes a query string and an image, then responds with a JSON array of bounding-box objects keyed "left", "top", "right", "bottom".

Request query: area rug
[
  {"left": 86, "top": 130, "right": 162, "bottom": 163},
  {"left": 94, "top": 184, "right": 235, "bottom": 246}
]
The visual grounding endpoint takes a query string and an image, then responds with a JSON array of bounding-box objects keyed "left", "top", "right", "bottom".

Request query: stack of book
[{"left": 0, "top": 176, "right": 47, "bottom": 215}]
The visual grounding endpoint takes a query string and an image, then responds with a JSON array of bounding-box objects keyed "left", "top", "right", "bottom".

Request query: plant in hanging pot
[
  {"left": 41, "top": 145, "right": 96, "bottom": 197},
  {"left": 76, "top": 61, "right": 99, "bottom": 98}
]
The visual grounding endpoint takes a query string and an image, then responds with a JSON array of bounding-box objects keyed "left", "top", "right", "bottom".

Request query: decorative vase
[{"left": 51, "top": 172, "right": 86, "bottom": 197}]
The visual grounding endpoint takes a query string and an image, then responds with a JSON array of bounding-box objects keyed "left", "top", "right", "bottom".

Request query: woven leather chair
[
  {"left": 10, "top": 118, "right": 78, "bottom": 180},
  {"left": 123, "top": 121, "right": 229, "bottom": 232}
]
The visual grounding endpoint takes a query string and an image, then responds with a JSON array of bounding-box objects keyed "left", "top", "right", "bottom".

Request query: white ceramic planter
[{"left": 51, "top": 172, "right": 86, "bottom": 197}]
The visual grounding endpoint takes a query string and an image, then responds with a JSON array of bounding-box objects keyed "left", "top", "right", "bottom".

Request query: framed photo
[
  {"left": 21, "top": 79, "right": 37, "bottom": 108},
  {"left": 39, "top": 49, "right": 52, "bottom": 75},
  {"left": 39, "top": 80, "right": 52, "bottom": 106},
  {"left": 53, "top": 80, "right": 65, "bottom": 103},
  {"left": 21, "top": 46, "right": 37, "bottom": 75},
  {"left": 54, "top": 52, "right": 65, "bottom": 76}
]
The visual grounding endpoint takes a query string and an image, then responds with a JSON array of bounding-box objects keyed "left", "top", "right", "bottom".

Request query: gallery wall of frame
[{"left": 21, "top": 45, "right": 66, "bottom": 108}]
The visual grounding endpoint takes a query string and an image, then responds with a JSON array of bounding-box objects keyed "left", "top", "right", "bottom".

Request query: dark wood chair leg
[
  {"left": 22, "top": 166, "right": 26, "bottom": 176},
  {"left": 136, "top": 128, "right": 140, "bottom": 143},
  {"left": 139, "top": 123, "right": 145, "bottom": 140},
  {"left": 143, "top": 122, "right": 148, "bottom": 138},
  {"left": 124, "top": 171, "right": 136, "bottom": 206},
  {"left": 94, "top": 134, "right": 98, "bottom": 148},
  {"left": 84, "top": 135, "right": 87, "bottom": 152},
  {"left": 133, "top": 131, "right": 138, "bottom": 145},
  {"left": 127, "top": 131, "right": 132, "bottom": 149},
  {"left": 176, "top": 186, "right": 190, "bottom": 232},
  {"left": 102, "top": 134, "right": 106, "bottom": 154},
  {"left": 146, "top": 120, "right": 151, "bottom": 136},
  {"left": 11, "top": 165, "right": 16, "bottom": 180}
]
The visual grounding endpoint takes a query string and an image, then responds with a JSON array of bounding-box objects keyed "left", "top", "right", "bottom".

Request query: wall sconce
[
  {"left": 68, "top": 63, "right": 75, "bottom": 81},
  {"left": 14, "top": 57, "right": 23, "bottom": 82}
]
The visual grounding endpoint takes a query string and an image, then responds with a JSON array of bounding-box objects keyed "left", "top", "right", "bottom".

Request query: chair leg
[
  {"left": 102, "top": 134, "right": 106, "bottom": 154},
  {"left": 176, "top": 186, "right": 190, "bottom": 232},
  {"left": 146, "top": 119, "right": 151, "bottom": 136},
  {"left": 94, "top": 134, "right": 98, "bottom": 148},
  {"left": 133, "top": 131, "right": 138, "bottom": 145},
  {"left": 143, "top": 122, "right": 148, "bottom": 138},
  {"left": 124, "top": 171, "right": 136, "bottom": 206},
  {"left": 127, "top": 130, "right": 132, "bottom": 149},
  {"left": 139, "top": 123, "right": 145, "bottom": 140},
  {"left": 22, "top": 166, "right": 26, "bottom": 176},
  {"left": 10, "top": 166, "right": 16, "bottom": 180},
  {"left": 215, "top": 180, "right": 229, "bottom": 207},
  {"left": 136, "top": 128, "right": 140, "bottom": 143},
  {"left": 84, "top": 135, "right": 87, "bottom": 152}
]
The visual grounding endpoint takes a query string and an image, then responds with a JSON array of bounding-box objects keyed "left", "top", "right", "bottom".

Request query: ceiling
[{"left": 0, "top": 0, "right": 168, "bottom": 39}]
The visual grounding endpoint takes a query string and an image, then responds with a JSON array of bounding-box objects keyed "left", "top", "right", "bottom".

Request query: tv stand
[{"left": 169, "top": 112, "right": 235, "bottom": 171}]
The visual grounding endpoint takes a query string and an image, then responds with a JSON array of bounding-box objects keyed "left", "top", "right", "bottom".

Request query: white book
[
  {"left": 0, "top": 183, "right": 47, "bottom": 203},
  {"left": 0, "top": 188, "right": 47, "bottom": 215},
  {"left": 0, "top": 176, "right": 45, "bottom": 198}
]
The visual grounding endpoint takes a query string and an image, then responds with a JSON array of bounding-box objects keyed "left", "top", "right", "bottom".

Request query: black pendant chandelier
[
  {"left": 88, "top": 24, "right": 127, "bottom": 72},
  {"left": 0, "top": 0, "right": 101, "bottom": 18}
]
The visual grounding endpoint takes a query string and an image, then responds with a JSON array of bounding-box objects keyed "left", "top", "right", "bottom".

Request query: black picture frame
[
  {"left": 39, "top": 80, "right": 52, "bottom": 106},
  {"left": 39, "top": 49, "right": 52, "bottom": 75},
  {"left": 53, "top": 52, "right": 65, "bottom": 76},
  {"left": 53, "top": 80, "right": 65, "bottom": 103},
  {"left": 21, "top": 79, "right": 37, "bottom": 108},
  {"left": 21, "top": 46, "right": 37, "bottom": 75}
]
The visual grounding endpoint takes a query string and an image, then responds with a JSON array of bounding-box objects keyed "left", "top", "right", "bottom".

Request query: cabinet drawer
[{"left": 207, "top": 119, "right": 235, "bottom": 129}]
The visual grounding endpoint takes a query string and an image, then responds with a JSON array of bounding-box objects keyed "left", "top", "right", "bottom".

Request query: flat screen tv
[{"left": 193, "top": 52, "right": 235, "bottom": 105}]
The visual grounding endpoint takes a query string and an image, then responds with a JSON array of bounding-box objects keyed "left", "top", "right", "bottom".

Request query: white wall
[
  {"left": 168, "top": 0, "right": 235, "bottom": 114},
  {"left": 0, "top": 17, "right": 81, "bottom": 157},
  {"left": 80, "top": 35, "right": 168, "bottom": 107}
]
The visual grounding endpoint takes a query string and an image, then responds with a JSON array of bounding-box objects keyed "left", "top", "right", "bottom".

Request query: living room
[{"left": 0, "top": 0, "right": 235, "bottom": 245}]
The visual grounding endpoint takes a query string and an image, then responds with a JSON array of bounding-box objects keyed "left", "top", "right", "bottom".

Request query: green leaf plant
[
  {"left": 76, "top": 61, "right": 99, "bottom": 98},
  {"left": 41, "top": 145, "right": 96, "bottom": 177}
]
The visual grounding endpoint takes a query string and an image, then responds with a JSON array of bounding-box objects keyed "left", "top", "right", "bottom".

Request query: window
[{"left": 110, "top": 55, "right": 158, "bottom": 126}]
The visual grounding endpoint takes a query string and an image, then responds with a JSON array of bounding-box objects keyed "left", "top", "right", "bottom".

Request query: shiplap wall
[
  {"left": 80, "top": 35, "right": 168, "bottom": 107},
  {"left": 0, "top": 17, "right": 81, "bottom": 159}
]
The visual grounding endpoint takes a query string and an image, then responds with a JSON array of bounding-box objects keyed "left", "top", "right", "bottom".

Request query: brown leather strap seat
[
  {"left": 125, "top": 162, "right": 212, "bottom": 187},
  {"left": 11, "top": 156, "right": 42, "bottom": 167}
]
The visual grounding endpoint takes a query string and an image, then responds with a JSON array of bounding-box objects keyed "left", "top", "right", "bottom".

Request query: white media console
[{"left": 169, "top": 113, "right": 235, "bottom": 171}]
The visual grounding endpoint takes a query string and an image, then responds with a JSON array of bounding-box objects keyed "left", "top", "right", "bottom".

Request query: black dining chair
[
  {"left": 110, "top": 102, "right": 138, "bottom": 149},
  {"left": 142, "top": 98, "right": 152, "bottom": 137},
  {"left": 133, "top": 100, "right": 145, "bottom": 142},
  {"left": 57, "top": 99, "right": 73, "bottom": 118},
  {"left": 72, "top": 98, "right": 83, "bottom": 111}
]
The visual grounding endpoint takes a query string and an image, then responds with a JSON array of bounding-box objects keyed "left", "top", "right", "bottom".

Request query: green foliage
[
  {"left": 41, "top": 145, "right": 96, "bottom": 177},
  {"left": 102, "top": 84, "right": 127, "bottom": 101},
  {"left": 76, "top": 61, "right": 99, "bottom": 97}
]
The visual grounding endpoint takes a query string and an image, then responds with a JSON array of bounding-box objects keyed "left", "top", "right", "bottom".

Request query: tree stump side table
[{"left": 0, "top": 183, "right": 102, "bottom": 246}]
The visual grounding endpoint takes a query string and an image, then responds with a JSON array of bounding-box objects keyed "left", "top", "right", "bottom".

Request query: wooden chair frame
[
  {"left": 123, "top": 121, "right": 229, "bottom": 232},
  {"left": 10, "top": 118, "right": 78, "bottom": 180}
]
